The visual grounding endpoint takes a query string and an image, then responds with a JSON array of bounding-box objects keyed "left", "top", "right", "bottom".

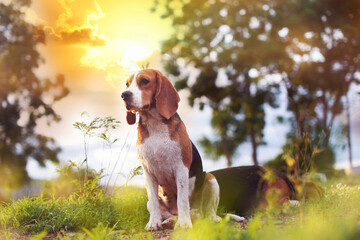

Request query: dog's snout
[{"left": 121, "top": 91, "right": 132, "bottom": 100}]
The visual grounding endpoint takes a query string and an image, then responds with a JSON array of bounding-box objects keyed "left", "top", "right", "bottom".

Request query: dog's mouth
[
  {"left": 125, "top": 103, "right": 136, "bottom": 111},
  {"left": 122, "top": 98, "right": 137, "bottom": 111},
  {"left": 124, "top": 102, "right": 151, "bottom": 112}
]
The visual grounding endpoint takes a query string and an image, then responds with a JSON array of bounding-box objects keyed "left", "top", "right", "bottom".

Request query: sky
[{"left": 6, "top": 0, "right": 360, "bottom": 186}]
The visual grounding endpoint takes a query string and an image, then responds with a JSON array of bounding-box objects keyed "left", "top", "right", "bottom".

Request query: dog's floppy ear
[
  {"left": 126, "top": 111, "right": 136, "bottom": 125},
  {"left": 155, "top": 71, "right": 180, "bottom": 120}
]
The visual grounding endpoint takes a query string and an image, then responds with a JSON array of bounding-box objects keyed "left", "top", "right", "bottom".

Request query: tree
[
  {"left": 275, "top": 0, "right": 360, "bottom": 141},
  {"left": 156, "top": 0, "right": 360, "bottom": 171},
  {"left": 0, "top": 0, "right": 68, "bottom": 189},
  {"left": 156, "top": 0, "right": 285, "bottom": 166},
  {"left": 271, "top": 0, "right": 360, "bottom": 173}
]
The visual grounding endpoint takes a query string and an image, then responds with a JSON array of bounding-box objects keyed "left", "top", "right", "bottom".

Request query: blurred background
[{"left": 1, "top": 0, "right": 360, "bottom": 200}]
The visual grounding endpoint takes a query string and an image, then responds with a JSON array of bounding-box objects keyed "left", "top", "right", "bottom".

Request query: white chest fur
[{"left": 137, "top": 119, "right": 183, "bottom": 185}]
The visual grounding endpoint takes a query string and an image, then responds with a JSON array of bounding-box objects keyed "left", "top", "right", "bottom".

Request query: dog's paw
[
  {"left": 226, "top": 214, "right": 248, "bottom": 229},
  {"left": 175, "top": 218, "right": 192, "bottom": 229},
  {"left": 209, "top": 215, "right": 222, "bottom": 223},
  {"left": 161, "top": 217, "right": 175, "bottom": 229},
  {"left": 190, "top": 209, "right": 202, "bottom": 220},
  {"left": 226, "top": 213, "right": 246, "bottom": 223},
  {"left": 145, "top": 219, "right": 162, "bottom": 231}
]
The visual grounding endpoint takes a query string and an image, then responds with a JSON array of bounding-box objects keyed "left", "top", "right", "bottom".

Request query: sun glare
[
  {"left": 29, "top": 0, "right": 172, "bottom": 86},
  {"left": 80, "top": 39, "right": 155, "bottom": 85},
  {"left": 123, "top": 42, "right": 153, "bottom": 62},
  {"left": 81, "top": 39, "right": 153, "bottom": 69}
]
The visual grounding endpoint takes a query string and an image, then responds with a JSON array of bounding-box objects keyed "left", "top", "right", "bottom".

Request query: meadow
[
  {"left": 1, "top": 166, "right": 360, "bottom": 239},
  {"left": 1, "top": 115, "right": 360, "bottom": 239}
]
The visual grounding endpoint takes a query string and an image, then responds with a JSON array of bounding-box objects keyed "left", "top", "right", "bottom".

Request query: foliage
[
  {"left": 276, "top": 0, "right": 360, "bottom": 140},
  {"left": 73, "top": 112, "right": 121, "bottom": 192},
  {"left": 156, "top": 0, "right": 284, "bottom": 166},
  {"left": 276, "top": 0, "right": 360, "bottom": 174},
  {"left": 44, "top": 113, "right": 142, "bottom": 196},
  {"left": 0, "top": 1, "right": 69, "bottom": 188},
  {"left": 124, "top": 166, "right": 143, "bottom": 191},
  {"left": 154, "top": 0, "right": 360, "bottom": 168},
  {"left": 266, "top": 131, "right": 335, "bottom": 176}
]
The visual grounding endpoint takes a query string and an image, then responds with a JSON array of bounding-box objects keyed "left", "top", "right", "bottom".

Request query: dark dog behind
[{"left": 210, "top": 165, "right": 296, "bottom": 216}]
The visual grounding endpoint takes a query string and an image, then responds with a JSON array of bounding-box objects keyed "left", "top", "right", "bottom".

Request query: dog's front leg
[
  {"left": 144, "top": 170, "right": 162, "bottom": 231},
  {"left": 175, "top": 166, "right": 192, "bottom": 229}
]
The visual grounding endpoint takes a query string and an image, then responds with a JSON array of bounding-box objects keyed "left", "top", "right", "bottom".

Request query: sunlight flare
[{"left": 80, "top": 39, "right": 154, "bottom": 85}]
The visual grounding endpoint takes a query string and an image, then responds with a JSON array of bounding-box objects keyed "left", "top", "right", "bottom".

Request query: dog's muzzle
[
  {"left": 121, "top": 91, "right": 132, "bottom": 101},
  {"left": 121, "top": 91, "right": 134, "bottom": 110}
]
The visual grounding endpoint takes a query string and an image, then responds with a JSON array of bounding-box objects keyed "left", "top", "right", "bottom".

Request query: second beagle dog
[
  {"left": 121, "top": 69, "right": 220, "bottom": 230},
  {"left": 210, "top": 165, "right": 296, "bottom": 216}
]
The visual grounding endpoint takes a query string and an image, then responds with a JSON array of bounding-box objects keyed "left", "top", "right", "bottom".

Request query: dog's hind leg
[{"left": 199, "top": 173, "right": 221, "bottom": 222}]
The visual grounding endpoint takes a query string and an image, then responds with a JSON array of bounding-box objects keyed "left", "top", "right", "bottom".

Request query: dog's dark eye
[
  {"left": 140, "top": 78, "right": 150, "bottom": 86},
  {"left": 126, "top": 82, "right": 129, "bottom": 88}
]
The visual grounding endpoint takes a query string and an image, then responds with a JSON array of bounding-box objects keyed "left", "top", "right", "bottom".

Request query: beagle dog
[
  {"left": 121, "top": 69, "right": 220, "bottom": 230},
  {"left": 121, "top": 69, "right": 308, "bottom": 230}
]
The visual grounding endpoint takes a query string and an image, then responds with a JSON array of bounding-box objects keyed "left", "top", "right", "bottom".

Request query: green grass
[
  {"left": 1, "top": 176, "right": 360, "bottom": 239},
  {"left": 172, "top": 181, "right": 360, "bottom": 240},
  {"left": 3, "top": 115, "right": 358, "bottom": 239},
  {"left": 0, "top": 188, "right": 149, "bottom": 239}
]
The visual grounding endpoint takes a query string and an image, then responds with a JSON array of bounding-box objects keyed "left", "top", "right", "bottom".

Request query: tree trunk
[
  {"left": 225, "top": 154, "right": 232, "bottom": 167},
  {"left": 323, "top": 93, "right": 328, "bottom": 129},
  {"left": 345, "top": 94, "right": 353, "bottom": 172},
  {"left": 220, "top": 134, "right": 233, "bottom": 167},
  {"left": 285, "top": 83, "right": 304, "bottom": 138},
  {"left": 250, "top": 126, "right": 259, "bottom": 165},
  {"left": 323, "top": 95, "right": 340, "bottom": 147}
]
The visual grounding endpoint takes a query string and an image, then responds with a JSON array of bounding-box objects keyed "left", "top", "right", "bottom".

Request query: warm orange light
[
  {"left": 123, "top": 42, "right": 153, "bottom": 62},
  {"left": 29, "top": 0, "right": 172, "bottom": 85},
  {"left": 80, "top": 39, "right": 155, "bottom": 85}
]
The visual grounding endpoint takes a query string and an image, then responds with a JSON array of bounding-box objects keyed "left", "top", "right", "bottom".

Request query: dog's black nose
[{"left": 121, "top": 91, "right": 132, "bottom": 100}]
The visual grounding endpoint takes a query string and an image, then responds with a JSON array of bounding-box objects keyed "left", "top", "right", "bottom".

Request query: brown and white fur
[{"left": 121, "top": 69, "right": 220, "bottom": 230}]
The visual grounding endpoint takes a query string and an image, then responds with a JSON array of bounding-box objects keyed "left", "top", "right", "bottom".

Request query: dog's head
[{"left": 121, "top": 69, "right": 180, "bottom": 125}]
